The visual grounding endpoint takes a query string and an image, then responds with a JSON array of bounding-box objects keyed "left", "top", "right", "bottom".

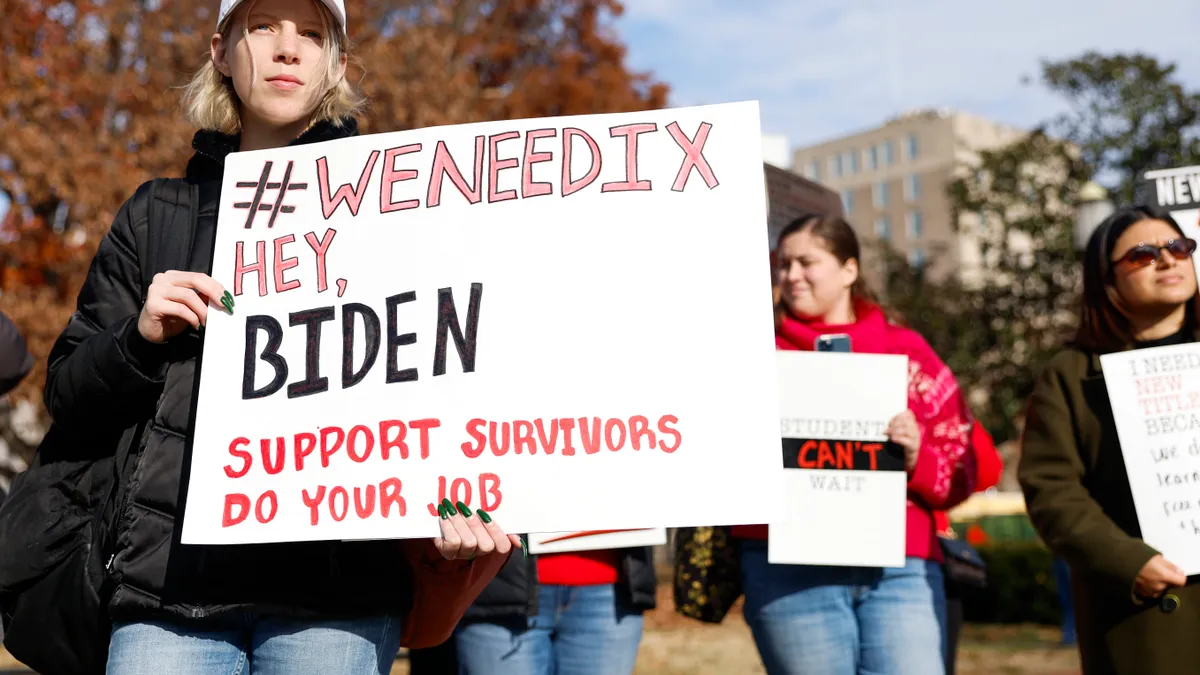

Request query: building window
[
  {"left": 806, "top": 160, "right": 821, "bottom": 181},
  {"left": 904, "top": 174, "right": 920, "bottom": 201},
  {"left": 881, "top": 141, "right": 895, "bottom": 166},
  {"left": 905, "top": 133, "right": 919, "bottom": 161},
  {"left": 843, "top": 150, "right": 858, "bottom": 175},
  {"left": 865, "top": 146, "right": 877, "bottom": 171},
  {"left": 873, "top": 181, "right": 890, "bottom": 208},
  {"left": 906, "top": 210, "right": 923, "bottom": 238},
  {"left": 829, "top": 155, "right": 842, "bottom": 178},
  {"left": 875, "top": 215, "right": 891, "bottom": 240},
  {"left": 841, "top": 188, "right": 854, "bottom": 213},
  {"left": 908, "top": 248, "right": 925, "bottom": 268}
]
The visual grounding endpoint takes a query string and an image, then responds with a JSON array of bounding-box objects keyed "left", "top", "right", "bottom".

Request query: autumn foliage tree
[{"left": 0, "top": 0, "right": 667, "bottom": 419}]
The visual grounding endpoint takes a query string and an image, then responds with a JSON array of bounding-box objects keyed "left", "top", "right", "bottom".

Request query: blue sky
[{"left": 616, "top": 0, "right": 1200, "bottom": 151}]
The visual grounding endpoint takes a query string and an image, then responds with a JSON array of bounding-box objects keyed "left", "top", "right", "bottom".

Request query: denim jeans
[
  {"left": 455, "top": 583, "right": 644, "bottom": 675},
  {"left": 740, "top": 541, "right": 946, "bottom": 675},
  {"left": 106, "top": 613, "right": 402, "bottom": 675}
]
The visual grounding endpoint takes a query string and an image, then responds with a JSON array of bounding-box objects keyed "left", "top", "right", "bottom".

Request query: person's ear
[
  {"left": 212, "top": 33, "right": 232, "bottom": 77},
  {"left": 842, "top": 257, "right": 860, "bottom": 289}
]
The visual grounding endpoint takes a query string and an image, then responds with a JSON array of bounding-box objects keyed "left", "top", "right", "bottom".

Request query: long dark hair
[
  {"left": 772, "top": 214, "right": 901, "bottom": 327},
  {"left": 1073, "top": 205, "right": 1199, "bottom": 353}
]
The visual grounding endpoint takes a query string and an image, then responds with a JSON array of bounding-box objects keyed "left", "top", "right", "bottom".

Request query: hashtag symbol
[{"left": 233, "top": 160, "right": 308, "bottom": 229}]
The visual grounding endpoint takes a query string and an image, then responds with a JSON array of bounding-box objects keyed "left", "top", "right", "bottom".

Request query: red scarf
[
  {"left": 775, "top": 301, "right": 964, "bottom": 429},
  {"left": 776, "top": 299, "right": 895, "bottom": 353}
]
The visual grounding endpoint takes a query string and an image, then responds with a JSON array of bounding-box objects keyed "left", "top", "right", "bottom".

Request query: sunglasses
[{"left": 1111, "top": 238, "right": 1198, "bottom": 271}]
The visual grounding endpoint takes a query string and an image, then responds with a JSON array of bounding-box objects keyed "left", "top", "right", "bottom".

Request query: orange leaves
[{"left": 1, "top": 0, "right": 667, "bottom": 421}]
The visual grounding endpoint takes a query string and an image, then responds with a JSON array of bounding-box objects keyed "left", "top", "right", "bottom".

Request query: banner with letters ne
[
  {"left": 769, "top": 351, "right": 909, "bottom": 568},
  {"left": 1145, "top": 164, "right": 1200, "bottom": 279},
  {"left": 180, "top": 101, "right": 784, "bottom": 545},
  {"left": 1102, "top": 342, "right": 1200, "bottom": 575}
]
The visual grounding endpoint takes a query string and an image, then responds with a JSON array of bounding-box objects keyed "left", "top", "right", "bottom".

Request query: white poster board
[
  {"left": 769, "top": 351, "right": 909, "bottom": 568},
  {"left": 527, "top": 528, "right": 668, "bottom": 555},
  {"left": 1101, "top": 343, "right": 1200, "bottom": 575},
  {"left": 180, "top": 102, "right": 786, "bottom": 545},
  {"left": 1145, "top": 166, "right": 1200, "bottom": 279}
]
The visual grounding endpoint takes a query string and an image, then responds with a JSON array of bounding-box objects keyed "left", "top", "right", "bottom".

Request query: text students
[
  {"left": 42, "top": 1, "right": 517, "bottom": 673},
  {"left": 1020, "top": 205, "right": 1200, "bottom": 675}
]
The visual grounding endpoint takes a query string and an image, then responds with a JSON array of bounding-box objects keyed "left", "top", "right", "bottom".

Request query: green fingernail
[
  {"left": 437, "top": 504, "right": 449, "bottom": 519},
  {"left": 441, "top": 498, "right": 457, "bottom": 516},
  {"left": 220, "top": 296, "right": 233, "bottom": 314},
  {"left": 456, "top": 501, "right": 473, "bottom": 517},
  {"left": 477, "top": 509, "right": 492, "bottom": 524},
  {"left": 223, "top": 291, "right": 235, "bottom": 307}
]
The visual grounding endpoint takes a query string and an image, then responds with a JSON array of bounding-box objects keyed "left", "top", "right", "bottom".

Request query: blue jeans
[
  {"left": 741, "top": 542, "right": 946, "bottom": 675},
  {"left": 455, "top": 583, "right": 644, "bottom": 675},
  {"left": 106, "top": 613, "right": 402, "bottom": 675}
]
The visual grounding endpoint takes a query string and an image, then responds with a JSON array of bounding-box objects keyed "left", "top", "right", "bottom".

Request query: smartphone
[{"left": 815, "top": 333, "right": 852, "bottom": 353}]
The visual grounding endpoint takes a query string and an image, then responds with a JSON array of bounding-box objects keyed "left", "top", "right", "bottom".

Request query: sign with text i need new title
[{"left": 1103, "top": 342, "right": 1200, "bottom": 575}]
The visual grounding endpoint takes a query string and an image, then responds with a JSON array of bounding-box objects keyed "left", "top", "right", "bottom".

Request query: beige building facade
[{"left": 791, "top": 109, "right": 1026, "bottom": 284}]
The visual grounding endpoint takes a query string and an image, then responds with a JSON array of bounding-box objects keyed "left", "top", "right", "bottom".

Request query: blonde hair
[{"left": 181, "top": 0, "right": 365, "bottom": 134}]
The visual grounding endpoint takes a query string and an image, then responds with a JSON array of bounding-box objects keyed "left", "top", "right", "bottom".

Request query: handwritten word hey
[{"left": 234, "top": 229, "right": 336, "bottom": 297}]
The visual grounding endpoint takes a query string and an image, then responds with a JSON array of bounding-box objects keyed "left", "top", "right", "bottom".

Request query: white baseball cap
[{"left": 217, "top": 0, "right": 347, "bottom": 35}]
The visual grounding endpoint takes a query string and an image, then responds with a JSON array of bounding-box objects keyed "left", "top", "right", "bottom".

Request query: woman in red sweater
[{"left": 734, "top": 214, "right": 976, "bottom": 675}]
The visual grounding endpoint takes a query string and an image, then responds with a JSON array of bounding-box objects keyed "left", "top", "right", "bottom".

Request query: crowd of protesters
[{"left": 0, "top": 0, "right": 1196, "bottom": 673}]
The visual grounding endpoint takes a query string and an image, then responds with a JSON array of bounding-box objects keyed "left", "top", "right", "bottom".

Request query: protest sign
[
  {"left": 769, "top": 351, "right": 909, "bottom": 567},
  {"left": 526, "top": 528, "right": 668, "bottom": 555},
  {"left": 1101, "top": 343, "right": 1200, "bottom": 575},
  {"left": 179, "top": 101, "right": 785, "bottom": 545},
  {"left": 1145, "top": 165, "right": 1200, "bottom": 278}
]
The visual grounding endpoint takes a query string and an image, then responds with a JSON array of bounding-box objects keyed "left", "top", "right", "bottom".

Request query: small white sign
[
  {"left": 527, "top": 528, "right": 668, "bottom": 554},
  {"left": 769, "top": 351, "right": 910, "bottom": 568},
  {"left": 1101, "top": 343, "right": 1200, "bottom": 575},
  {"left": 1144, "top": 166, "right": 1200, "bottom": 279}
]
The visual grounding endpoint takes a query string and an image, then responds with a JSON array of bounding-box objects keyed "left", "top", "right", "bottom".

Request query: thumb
[{"left": 1166, "top": 561, "right": 1188, "bottom": 585}]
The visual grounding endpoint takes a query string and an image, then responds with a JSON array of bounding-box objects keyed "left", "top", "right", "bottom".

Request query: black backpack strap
[
  {"left": 108, "top": 179, "right": 198, "bottom": 529},
  {"left": 141, "top": 178, "right": 198, "bottom": 292}
]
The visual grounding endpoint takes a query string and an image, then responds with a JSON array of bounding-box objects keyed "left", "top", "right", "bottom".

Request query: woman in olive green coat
[{"left": 1020, "top": 205, "right": 1200, "bottom": 675}]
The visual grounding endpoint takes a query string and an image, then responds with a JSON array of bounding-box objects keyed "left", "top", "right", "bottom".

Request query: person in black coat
[{"left": 33, "top": 1, "right": 517, "bottom": 673}]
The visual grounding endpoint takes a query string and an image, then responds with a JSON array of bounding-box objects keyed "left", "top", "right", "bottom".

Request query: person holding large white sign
[
  {"left": 5, "top": 2, "right": 521, "bottom": 674},
  {"left": 1019, "top": 205, "right": 1200, "bottom": 675},
  {"left": 730, "top": 214, "right": 976, "bottom": 675},
  {"left": 4, "top": 2, "right": 790, "bottom": 675}
]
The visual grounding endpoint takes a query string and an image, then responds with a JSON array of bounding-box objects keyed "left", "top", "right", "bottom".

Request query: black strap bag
[{"left": 0, "top": 178, "right": 196, "bottom": 675}]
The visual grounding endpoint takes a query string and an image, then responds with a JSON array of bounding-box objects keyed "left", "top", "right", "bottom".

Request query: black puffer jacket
[
  {"left": 44, "top": 119, "right": 414, "bottom": 623},
  {"left": 462, "top": 547, "right": 658, "bottom": 621}
]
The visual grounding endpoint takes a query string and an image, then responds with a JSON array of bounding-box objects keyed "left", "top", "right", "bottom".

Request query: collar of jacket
[
  {"left": 185, "top": 117, "right": 360, "bottom": 182},
  {"left": 1084, "top": 326, "right": 1200, "bottom": 378}
]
